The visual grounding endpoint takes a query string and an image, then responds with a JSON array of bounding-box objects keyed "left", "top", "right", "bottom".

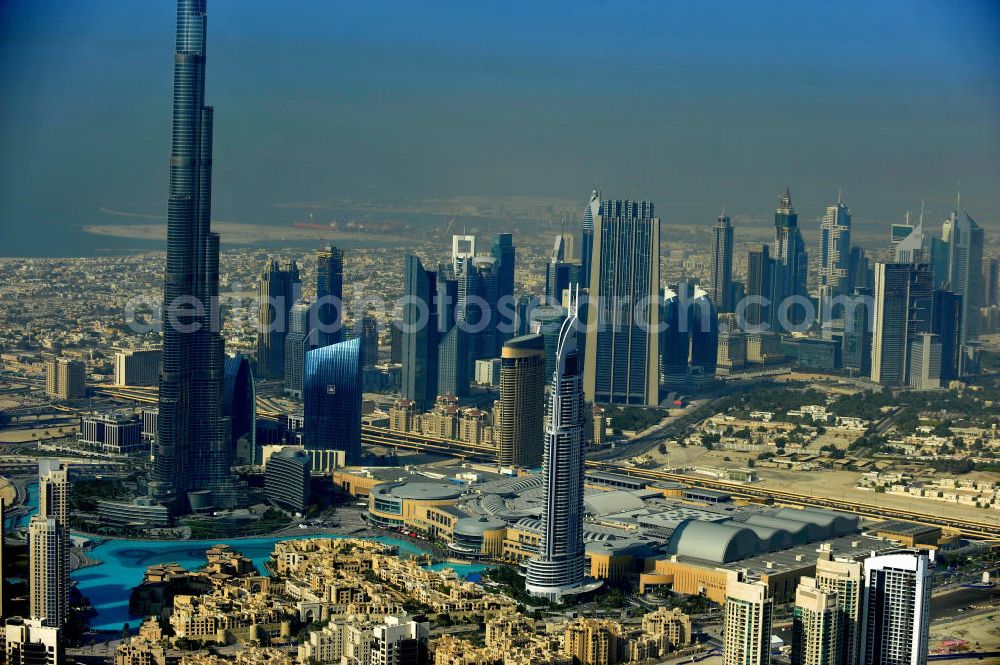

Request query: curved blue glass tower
[
  {"left": 151, "top": 0, "right": 235, "bottom": 514},
  {"left": 304, "top": 338, "right": 363, "bottom": 465},
  {"left": 223, "top": 355, "right": 256, "bottom": 453}
]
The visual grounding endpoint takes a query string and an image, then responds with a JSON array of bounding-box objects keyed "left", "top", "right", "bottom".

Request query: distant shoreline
[{"left": 82, "top": 221, "right": 408, "bottom": 245}]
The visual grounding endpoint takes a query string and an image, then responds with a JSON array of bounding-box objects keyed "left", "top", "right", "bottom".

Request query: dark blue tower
[
  {"left": 151, "top": 0, "right": 236, "bottom": 514},
  {"left": 303, "top": 338, "right": 363, "bottom": 465}
]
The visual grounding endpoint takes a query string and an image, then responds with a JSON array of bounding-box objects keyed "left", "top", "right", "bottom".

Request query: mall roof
[{"left": 374, "top": 481, "right": 463, "bottom": 502}]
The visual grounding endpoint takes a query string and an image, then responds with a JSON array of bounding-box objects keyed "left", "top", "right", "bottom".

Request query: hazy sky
[{"left": 1, "top": 0, "right": 999, "bottom": 255}]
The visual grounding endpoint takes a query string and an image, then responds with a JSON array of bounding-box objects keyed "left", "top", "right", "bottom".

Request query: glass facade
[
  {"left": 152, "top": 0, "right": 237, "bottom": 514},
  {"left": 585, "top": 199, "right": 661, "bottom": 405},
  {"left": 222, "top": 355, "right": 255, "bottom": 453},
  {"left": 526, "top": 309, "right": 586, "bottom": 601},
  {"left": 303, "top": 337, "right": 363, "bottom": 464},
  {"left": 401, "top": 255, "right": 439, "bottom": 411},
  {"left": 316, "top": 245, "right": 344, "bottom": 347}
]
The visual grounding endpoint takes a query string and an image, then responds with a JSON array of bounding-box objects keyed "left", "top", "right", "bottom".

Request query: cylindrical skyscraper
[
  {"left": 526, "top": 301, "right": 587, "bottom": 602},
  {"left": 497, "top": 334, "right": 546, "bottom": 468}
]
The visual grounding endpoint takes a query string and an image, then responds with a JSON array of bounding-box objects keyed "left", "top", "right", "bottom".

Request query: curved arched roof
[
  {"left": 478, "top": 494, "right": 506, "bottom": 515},
  {"left": 584, "top": 490, "right": 647, "bottom": 516},
  {"left": 742, "top": 514, "right": 814, "bottom": 546},
  {"left": 373, "top": 481, "right": 461, "bottom": 502},
  {"left": 774, "top": 508, "right": 858, "bottom": 537},
  {"left": 723, "top": 520, "right": 793, "bottom": 552},
  {"left": 666, "top": 519, "right": 762, "bottom": 564},
  {"left": 454, "top": 516, "right": 507, "bottom": 537}
]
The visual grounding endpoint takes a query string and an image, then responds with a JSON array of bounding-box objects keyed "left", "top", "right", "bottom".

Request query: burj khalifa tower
[{"left": 150, "top": 0, "right": 237, "bottom": 515}]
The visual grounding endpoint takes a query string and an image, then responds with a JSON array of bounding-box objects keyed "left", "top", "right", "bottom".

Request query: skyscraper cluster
[
  {"left": 725, "top": 550, "right": 931, "bottom": 665},
  {"left": 709, "top": 186, "right": 986, "bottom": 388},
  {"left": 400, "top": 233, "right": 517, "bottom": 410},
  {"left": 868, "top": 198, "right": 984, "bottom": 388}
]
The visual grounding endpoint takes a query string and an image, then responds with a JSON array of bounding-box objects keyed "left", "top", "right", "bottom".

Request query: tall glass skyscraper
[
  {"left": 871, "top": 262, "right": 932, "bottom": 386},
  {"left": 437, "top": 262, "right": 470, "bottom": 397},
  {"left": 284, "top": 301, "right": 315, "bottom": 398},
  {"left": 932, "top": 289, "right": 962, "bottom": 383},
  {"left": 151, "top": 0, "right": 237, "bottom": 514},
  {"left": 529, "top": 304, "right": 567, "bottom": 379},
  {"left": 660, "top": 286, "right": 691, "bottom": 388},
  {"left": 256, "top": 259, "right": 301, "bottom": 379},
  {"left": 818, "top": 195, "right": 852, "bottom": 323},
  {"left": 583, "top": 199, "right": 661, "bottom": 406},
  {"left": 774, "top": 188, "right": 809, "bottom": 303},
  {"left": 526, "top": 302, "right": 587, "bottom": 602},
  {"left": 401, "top": 255, "right": 439, "bottom": 411},
  {"left": 661, "top": 284, "right": 717, "bottom": 389},
  {"left": 222, "top": 355, "right": 256, "bottom": 454},
  {"left": 710, "top": 212, "right": 734, "bottom": 313},
  {"left": 491, "top": 232, "right": 516, "bottom": 351},
  {"left": 579, "top": 190, "right": 600, "bottom": 290},
  {"left": 689, "top": 286, "right": 718, "bottom": 385},
  {"left": 303, "top": 337, "right": 363, "bottom": 465},
  {"left": 317, "top": 245, "right": 345, "bottom": 347},
  {"left": 745, "top": 244, "right": 781, "bottom": 330},
  {"left": 944, "top": 208, "right": 984, "bottom": 367}
]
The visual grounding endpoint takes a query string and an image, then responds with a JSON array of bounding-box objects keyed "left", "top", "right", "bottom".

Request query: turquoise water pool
[
  {"left": 7, "top": 481, "right": 489, "bottom": 631},
  {"left": 72, "top": 534, "right": 489, "bottom": 631},
  {"left": 3, "top": 481, "right": 39, "bottom": 529}
]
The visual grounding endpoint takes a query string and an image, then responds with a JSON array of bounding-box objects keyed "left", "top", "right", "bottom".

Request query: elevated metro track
[{"left": 583, "top": 462, "right": 1000, "bottom": 541}]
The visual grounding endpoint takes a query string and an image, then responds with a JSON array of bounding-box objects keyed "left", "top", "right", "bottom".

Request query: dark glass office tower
[
  {"left": 151, "top": 0, "right": 237, "bottom": 514},
  {"left": 222, "top": 356, "right": 255, "bottom": 453},
  {"left": 688, "top": 286, "right": 718, "bottom": 385},
  {"left": 848, "top": 246, "right": 872, "bottom": 291},
  {"left": 773, "top": 188, "right": 809, "bottom": 304},
  {"left": 283, "top": 301, "right": 315, "bottom": 398},
  {"left": 464, "top": 257, "right": 501, "bottom": 363},
  {"left": 579, "top": 190, "right": 600, "bottom": 289},
  {"left": 932, "top": 290, "right": 962, "bottom": 383},
  {"left": 660, "top": 287, "right": 691, "bottom": 388},
  {"left": 358, "top": 314, "right": 379, "bottom": 368},
  {"left": 303, "top": 337, "right": 363, "bottom": 465},
  {"left": 583, "top": 199, "right": 661, "bottom": 406},
  {"left": 437, "top": 262, "right": 470, "bottom": 397},
  {"left": 546, "top": 259, "right": 581, "bottom": 308},
  {"left": 945, "top": 209, "right": 984, "bottom": 368},
  {"left": 710, "top": 212, "right": 734, "bottom": 313},
  {"left": 401, "top": 255, "right": 439, "bottom": 411},
  {"left": 871, "top": 262, "right": 932, "bottom": 386},
  {"left": 842, "top": 287, "right": 873, "bottom": 377},
  {"left": 746, "top": 244, "right": 781, "bottom": 330},
  {"left": 256, "top": 259, "right": 300, "bottom": 379},
  {"left": 491, "top": 233, "right": 516, "bottom": 350},
  {"left": 317, "top": 245, "right": 345, "bottom": 347}
]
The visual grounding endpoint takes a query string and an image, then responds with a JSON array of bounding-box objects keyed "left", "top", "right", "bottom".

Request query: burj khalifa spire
[{"left": 150, "top": 0, "right": 236, "bottom": 515}]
